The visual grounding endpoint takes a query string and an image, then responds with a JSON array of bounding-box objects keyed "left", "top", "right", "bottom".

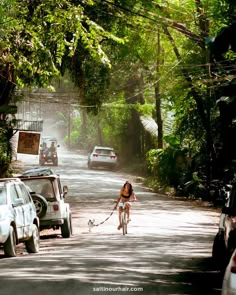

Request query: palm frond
[{"left": 140, "top": 115, "right": 158, "bottom": 137}]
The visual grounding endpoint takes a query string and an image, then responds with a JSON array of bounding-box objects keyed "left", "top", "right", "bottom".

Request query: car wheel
[
  {"left": 69, "top": 213, "right": 73, "bottom": 235},
  {"left": 25, "top": 224, "right": 40, "bottom": 253},
  {"left": 3, "top": 226, "right": 16, "bottom": 257},
  {"left": 61, "top": 214, "right": 71, "bottom": 238},
  {"left": 39, "top": 159, "right": 45, "bottom": 166},
  {"left": 88, "top": 161, "right": 93, "bottom": 169},
  {"left": 32, "top": 194, "right": 48, "bottom": 218},
  {"left": 53, "top": 159, "right": 58, "bottom": 166},
  {"left": 212, "top": 231, "right": 227, "bottom": 269}
]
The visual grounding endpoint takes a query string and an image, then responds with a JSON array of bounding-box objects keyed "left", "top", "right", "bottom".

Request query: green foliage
[
  {"left": 182, "top": 172, "right": 207, "bottom": 199},
  {"left": 224, "top": 50, "right": 236, "bottom": 61},
  {"left": 0, "top": 126, "right": 12, "bottom": 177},
  {"left": 1, "top": 0, "right": 235, "bottom": 189},
  {"left": 0, "top": 0, "right": 125, "bottom": 88},
  {"left": 146, "top": 134, "right": 189, "bottom": 189}
]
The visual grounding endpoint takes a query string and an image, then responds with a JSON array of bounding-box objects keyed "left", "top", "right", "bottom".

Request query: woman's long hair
[{"left": 123, "top": 181, "right": 133, "bottom": 196}]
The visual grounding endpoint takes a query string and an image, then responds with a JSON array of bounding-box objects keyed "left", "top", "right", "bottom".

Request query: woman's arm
[{"left": 131, "top": 191, "right": 137, "bottom": 201}]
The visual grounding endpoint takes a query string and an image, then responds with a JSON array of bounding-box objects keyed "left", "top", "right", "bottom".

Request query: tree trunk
[
  {"left": 155, "top": 29, "right": 163, "bottom": 149},
  {"left": 163, "top": 26, "right": 215, "bottom": 177},
  {"left": 124, "top": 73, "right": 145, "bottom": 160}
]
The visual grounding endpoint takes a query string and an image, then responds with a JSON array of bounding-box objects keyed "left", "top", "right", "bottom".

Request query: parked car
[
  {"left": 0, "top": 178, "right": 40, "bottom": 257},
  {"left": 212, "top": 182, "right": 236, "bottom": 269},
  {"left": 222, "top": 248, "right": 236, "bottom": 295},
  {"left": 20, "top": 174, "right": 72, "bottom": 238},
  {"left": 88, "top": 146, "right": 118, "bottom": 170}
]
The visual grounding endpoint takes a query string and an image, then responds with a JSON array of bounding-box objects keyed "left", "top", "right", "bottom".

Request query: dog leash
[{"left": 88, "top": 204, "right": 117, "bottom": 231}]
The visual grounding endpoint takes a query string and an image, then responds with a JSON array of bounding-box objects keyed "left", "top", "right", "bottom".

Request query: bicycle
[
  {"left": 115, "top": 194, "right": 137, "bottom": 235},
  {"left": 120, "top": 202, "right": 129, "bottom": 236}
]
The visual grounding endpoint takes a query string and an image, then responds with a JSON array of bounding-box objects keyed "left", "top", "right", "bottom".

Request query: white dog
[{"left": 88, "top": 219, "right": 95, "bottom": 232}]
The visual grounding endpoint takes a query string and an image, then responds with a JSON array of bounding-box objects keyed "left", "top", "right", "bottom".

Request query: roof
[
  {"left": 21, "top": 167, "right": 54, "bottom": 177},
  {"left": 94, "top": 146, "right": 114, "bottom": 150},
  {"left": 20, "top": 174, "right": 59, "bottom": 180},
  {"left": 0, "top": 178, "right": 22, "bottom": 183}
]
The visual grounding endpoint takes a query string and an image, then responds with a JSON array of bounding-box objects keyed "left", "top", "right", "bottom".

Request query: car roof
[
  {"left": 0, "top": 178, "right": 22, "bottom": 183},
  {"left": 41, "top": 136, "right": 57, "bottom": 142},
  {"left": 20, "top": 174, "right": 59, "bottom": 180},
  {"left": 21, "top": 167, "right": 54, "bottom": 177},
  {"left": 94, "top": 146, "right": 114, "bottom": 150}
]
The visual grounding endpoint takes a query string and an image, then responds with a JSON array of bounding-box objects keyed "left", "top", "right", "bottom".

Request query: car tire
[
  {"left": 61, "top": 214, "right": 71, "bottom": 238},
  {"left": 3, "top": 226, "right": 16, "bottom": 257},
  {"left": 32, "top": 194, "right": 48, "bottom": 218},
  {"left": 69, "top": 213, "right": 73, "bottom": 235},
  {"left": 212, "top": 231, "right": 227, "bottom": 269},
  {"left": 25, "top": 224, "right": 40, "bottom": 253}
]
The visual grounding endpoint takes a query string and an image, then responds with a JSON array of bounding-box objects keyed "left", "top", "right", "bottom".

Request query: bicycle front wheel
[{"left": 122, "top": 211, "right": 128, "bottom": 235}]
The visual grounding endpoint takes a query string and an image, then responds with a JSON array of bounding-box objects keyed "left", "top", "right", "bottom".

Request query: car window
[
  {"left": 9, "top": 185, "right": 20, "bottom": 203},
  {"left": 15, "top": 184, "right": 31, "bottom": 204},
  {"left": 23, "top": 179, "right": 55, "bottom": 201},
  {"left": 0, "top": 185, "right": 7, "bottom": 205},
  {"left": 56, "top": 178, "right": 63, "bottom": 196},
  {"left": 95, "top": 149, "right": 113, "bottom": 155}
]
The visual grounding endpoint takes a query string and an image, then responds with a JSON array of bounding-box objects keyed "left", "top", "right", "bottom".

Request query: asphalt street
[{"left": 0, "top": 149, "right": 224, "bottom": 295}]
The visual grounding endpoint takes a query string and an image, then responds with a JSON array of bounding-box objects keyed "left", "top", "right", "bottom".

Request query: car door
[
  {"left": 9, "top": 183, "right": 24, "bottom": 239},
  {"left": 15, "top": 183, "right": 34, "bottom": 239}
]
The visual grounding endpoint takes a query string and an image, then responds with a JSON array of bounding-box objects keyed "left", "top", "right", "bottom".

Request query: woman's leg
[
  {"left": 126, "top": 204, "right": 131, "bottom": 221},
  {"left": 117, "top": 207, "right": 122, "bottom": 229}
]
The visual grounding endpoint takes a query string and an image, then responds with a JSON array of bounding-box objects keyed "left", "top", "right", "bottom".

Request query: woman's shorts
[{"left": 118, "top": 201, "right": 131, "bottom": 208}]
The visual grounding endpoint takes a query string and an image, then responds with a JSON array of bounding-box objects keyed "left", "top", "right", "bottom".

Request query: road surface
[{"left": 0, "top": 149, "right": 223, "bottom": 295}]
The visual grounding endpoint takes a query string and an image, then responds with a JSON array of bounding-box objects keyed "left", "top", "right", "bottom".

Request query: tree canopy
[{"left": 1, "top": 0, "right": 236, "bottom": 199}]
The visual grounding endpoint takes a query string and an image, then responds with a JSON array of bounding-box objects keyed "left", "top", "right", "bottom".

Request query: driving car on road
[
  {"left": 39, "top": 136, "right": 59, "bottom": 166},
  {"left": 88, "top": 146, "right": 118, "bottom": 170},
  {"left": 20, "top": 174, "right": 72, "bottom": 238},
  {"left": 0, "top": 178, "right": 40, "bottom": 257}
]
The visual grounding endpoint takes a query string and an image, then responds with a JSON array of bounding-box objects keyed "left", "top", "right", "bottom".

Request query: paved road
[{"left": 0, "top": 149, "right": 223, "bottom": 295}]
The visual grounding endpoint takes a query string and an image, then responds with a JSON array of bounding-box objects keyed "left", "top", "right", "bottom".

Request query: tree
[{"left": 0, "top": 0, "right": 124, "bottom": 175}]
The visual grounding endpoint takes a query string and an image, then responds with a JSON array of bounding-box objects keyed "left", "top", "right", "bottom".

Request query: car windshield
[
  {"left": 22, "top": 179, "right": 56, "bottom": 201},
  {"left": 42, "top": 137, "right": 57, "bottom": 146},
  {"left": 95, "top": 149, "right": 114, "bottom": 155},
  {"left": 0, "top": 185, "right": 7, "bottom": 205}
]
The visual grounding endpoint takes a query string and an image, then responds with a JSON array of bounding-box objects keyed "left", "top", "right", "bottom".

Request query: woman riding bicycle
[{"left": 115, "top": 181, "right": 137, "bottom": 230}]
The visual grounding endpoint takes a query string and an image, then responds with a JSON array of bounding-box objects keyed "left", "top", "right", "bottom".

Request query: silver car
[
  {"left": 0, "top": 178, "right": 40, "bottom": 257},
  {"left": 88, "top": 146, "right": 118, "bottom": 170}
]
